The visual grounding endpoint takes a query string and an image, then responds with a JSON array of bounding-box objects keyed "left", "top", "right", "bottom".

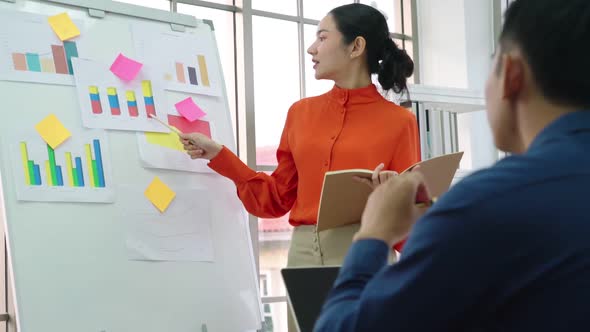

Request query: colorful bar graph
[
  {"left": 126, "top": 91, "right": 139, "bottom": 117},
  {"left": 51, "top": 44, "right": 69, "bottom": 74},
  {"left": 18, "top": 139, "right": 108, "bottom": 189},
  {"left": 89, "top": 86, "right": 103, "bottom": 114},
  {"left": 25, "top": 53, "right": 41, "bottom": 72},
  {"left": 142, "top": 80, "right": 156, "bottom": 117},
  {"left": 12, "top": 53, "right": 27, "bottom": 71},
  {"left": 63, "top": 41, "right": 78, "bottom": 75},
  {"left": 107, "top": 87, "right": 121, "bottom": 116},
  {"left": 40, "top": 58, "right": 56, "bottom": 73},
  {"left": 197, "top": 55, "right": 210, "bottom": 87},
  {"left": 175, "top": 62, "right": 186, "bottom": 83},
  {"left": 11, "top": 42, "right": 77, "bottom": 75},
  {"left": 187, "top": 66, "right": 198, "bottom": 85}
]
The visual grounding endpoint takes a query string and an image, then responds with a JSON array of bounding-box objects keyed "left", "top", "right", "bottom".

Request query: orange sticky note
[
  {"left": 47, "top": 12, "right": 80, "bottom": 41},
  {"left": 34, "top": 114, "right": 71, "bottom": 149},
  {"left": 144, "top": 177, "right": 176, "bottom": 213}
]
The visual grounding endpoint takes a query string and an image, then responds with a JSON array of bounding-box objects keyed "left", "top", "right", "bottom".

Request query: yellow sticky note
[
  {"left": 146, "top": 131, "right": 185, "bottom": 152},
  {"left": 47, "top": 12, "right": 80, "bottom": 41},
  {"left": 144, "top": 177, "right": 176, "bottom": 213},
  {"left": 34, "top": 114, "right": 71, "bottom": 149}
]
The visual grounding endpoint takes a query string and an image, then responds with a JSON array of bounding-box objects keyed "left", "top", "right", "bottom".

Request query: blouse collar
[{"left": 327, "top": 83, "right": 382, "bottom": 106}]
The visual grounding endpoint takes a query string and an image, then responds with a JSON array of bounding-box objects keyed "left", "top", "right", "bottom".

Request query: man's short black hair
[{"left": 500, "top": 0, "right": 590, "bottom": 109}]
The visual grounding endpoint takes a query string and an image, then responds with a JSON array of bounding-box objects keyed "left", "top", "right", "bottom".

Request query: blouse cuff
[{"left": 207, "top": 146, "right": 257, "bottom": 184}]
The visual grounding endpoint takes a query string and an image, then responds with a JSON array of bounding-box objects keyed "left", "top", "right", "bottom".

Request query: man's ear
[
  {"left": 350, "top": 36, "right": 366, "bottom": 59},
  {"left": 502, "top": 53, "right": 524, "bottom": 100}
]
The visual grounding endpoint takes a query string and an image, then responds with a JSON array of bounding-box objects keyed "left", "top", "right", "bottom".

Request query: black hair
[
  {"left": 329, "top": 3, "right": 413, "bottom": 95},
  {"left": 500, "top": 0, "right": 590, "bottom": 109}
]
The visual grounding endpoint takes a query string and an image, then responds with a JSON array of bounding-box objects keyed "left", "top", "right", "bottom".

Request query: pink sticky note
[
  {"left": 110, "top": 53, "right": 143, "bottom": 81},
  {"left": 174, "top": 97, "right": 207, "bottom": 122}
]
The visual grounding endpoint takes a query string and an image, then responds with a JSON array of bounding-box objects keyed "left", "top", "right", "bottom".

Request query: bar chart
[
  {"left": 11, "top": 131, "right": 114, "bottom": 202},
  {"left": 11, "top": 41, "right": 78, "bottom": 75},
  {"left": 132, "top": 24, "right": 222, "bottom": 96},
  {"left": 0, "top": 10, "right": 85, "bottom": 85},
  {"left": 19, "top": 140, "right": 106, "bottom": 188},
  {"left": 85, "top": 81, "right": 158, "bottom": 119},
  {"left": 73, "top": 58, "right": 168, "bottom": 132},
  {"left": 173, "top": 55, "right": 210, "bottom": 87}
]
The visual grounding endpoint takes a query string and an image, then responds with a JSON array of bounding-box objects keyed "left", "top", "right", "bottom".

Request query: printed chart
[
  {"left": 121, "top": 187, "right": 214, "bottom": 262},
  {"left": 132, "top": 24, "right": 222, "bottom": 96},
  {"left": 0, "top": 10, "right": 85, "bottom": 85},
  {"left": 138, "top": 113, "right": 215, "bottom": 173},
  {"left": 9, "top": 130, "right": 114, "bottom": 202},
  {"left": 73, "top": 58, "right": 168, "bottom": 132}
]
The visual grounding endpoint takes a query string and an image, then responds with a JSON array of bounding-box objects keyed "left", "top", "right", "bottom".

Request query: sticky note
[
  {"left": 34, "top": 114, "right": 71, "bottom": 149},
  {"left": 47, "top": 13, "right": 80, "bottom": 41},
  {"left": 175, "top": 97, "right": 207, "bottom": 122},
  {"left": 110, "top": 53, "right": 143, "bottom": 81},
  {"left": 144, "top": 177, "right": 176, "bottom": 213}
]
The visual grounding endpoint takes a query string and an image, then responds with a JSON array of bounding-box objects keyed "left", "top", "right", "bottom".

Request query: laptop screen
[{"left": 281, "top": 266, "right": 340, "bottom": 332}]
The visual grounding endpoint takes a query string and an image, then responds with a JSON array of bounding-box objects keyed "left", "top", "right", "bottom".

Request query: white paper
[
  {"left": 7, "top": 130, "right": 115, "bottom": 203},
  {"left": 0, "top": 10, "right": 86, "bottom": 86},
  {"left": 72, "top": 58, "right": 168, "bottom": 132},
  {"left": 121, "top": 187, "right": 215, "bottom": 262},
  {"left": 132, "top": 23, "right": 223, "bottom": 96}
]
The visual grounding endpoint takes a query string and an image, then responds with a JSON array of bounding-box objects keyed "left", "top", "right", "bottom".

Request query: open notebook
[{"left": 316, "top": 151, "right": 464, "bottom": 232}]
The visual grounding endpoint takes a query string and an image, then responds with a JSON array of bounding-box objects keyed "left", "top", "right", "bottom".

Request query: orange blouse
[{"left": 209, "top": 83, "right": 420, "bottom": 228}]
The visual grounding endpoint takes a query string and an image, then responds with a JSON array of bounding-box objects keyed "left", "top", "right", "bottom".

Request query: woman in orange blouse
[{"left": 180, "top": 4, "right": 419, "bottom": 264}]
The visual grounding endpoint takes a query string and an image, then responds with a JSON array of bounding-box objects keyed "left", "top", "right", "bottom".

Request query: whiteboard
[{"left": 0, "top": 0, "right": 262, "bottom": 331}]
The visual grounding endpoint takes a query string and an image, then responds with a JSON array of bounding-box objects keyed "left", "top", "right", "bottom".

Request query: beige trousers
[{"left": 285, "top": 223, "right": 360, "bottom": 332}]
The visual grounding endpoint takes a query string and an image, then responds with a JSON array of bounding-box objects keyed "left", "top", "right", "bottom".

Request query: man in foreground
[{"left": 314, "top": 0, "right": 590, "bottom": 331}]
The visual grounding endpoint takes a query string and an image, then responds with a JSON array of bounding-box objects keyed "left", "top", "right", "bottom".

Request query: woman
[{"left": 180, "top": 2, "right": 418, "bottom": 272}]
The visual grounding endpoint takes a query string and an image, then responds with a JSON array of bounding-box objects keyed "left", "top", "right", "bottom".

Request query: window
[
  {"left": 252, "top": 17, "right": 300, "bottom": 166},
  {"left": 302, "top": 0, "right": 353, "bottom": 20},
  {"left": 252, "top": 0, "right": 297, "bottom": 16},
  {"left": 359, "top": 0, "right": 396, "bottom": 31}
]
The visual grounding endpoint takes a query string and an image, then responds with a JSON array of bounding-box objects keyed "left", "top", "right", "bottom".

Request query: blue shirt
[{"left": 314, "top": 111, "right": 590, "bottom": 332}]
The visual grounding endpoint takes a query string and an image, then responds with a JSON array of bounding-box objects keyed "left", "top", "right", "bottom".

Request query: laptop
[{"left": 281, "top": 266, "right": 340, "bottom": 332}]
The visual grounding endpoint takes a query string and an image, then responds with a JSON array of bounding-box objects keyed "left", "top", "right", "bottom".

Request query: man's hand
[{"left": 354, "top": 172, "right": 431, "bottom": 247}]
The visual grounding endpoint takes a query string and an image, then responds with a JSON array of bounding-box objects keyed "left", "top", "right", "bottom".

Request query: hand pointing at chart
[{"left": 178, "top": 132, "right": 222, "bottom": 160}]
